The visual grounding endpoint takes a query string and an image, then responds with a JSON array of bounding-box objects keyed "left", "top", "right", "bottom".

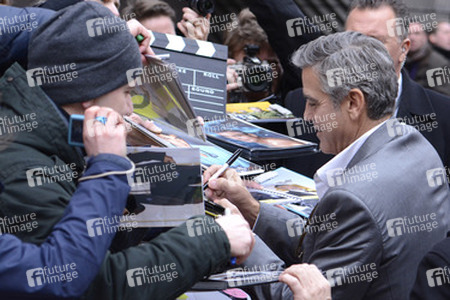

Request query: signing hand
[
  {"left": 279, "top": 264, "right": 332, "bottom": 300},
  {"left": 203, "top": 165, "right": 260, "bottom": 226}
]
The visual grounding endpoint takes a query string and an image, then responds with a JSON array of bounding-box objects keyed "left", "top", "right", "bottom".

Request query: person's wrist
[{"left": 239, "top": 198, "right": 260, "bottom": 227}]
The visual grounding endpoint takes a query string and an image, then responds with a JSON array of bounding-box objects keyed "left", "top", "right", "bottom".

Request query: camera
[
  {"left": 185, "top": 0, "right": 215, "bottom": 17},
  {"left": 68, "top": 114, "right": 107, "bottom": 147},
  {"left": 229, "top": 45, "right": 274, "bottom": 98}
]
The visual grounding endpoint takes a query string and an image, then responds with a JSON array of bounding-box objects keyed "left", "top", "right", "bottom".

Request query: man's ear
[
  {"left": 400, "top": 38, "right": 411, "bottom": 63},
  {"left": 81, "top": 100, "right": 95, "bottom": 109},
  {"left": 343, "top": 88, "right": 366, "bottom": 121}
]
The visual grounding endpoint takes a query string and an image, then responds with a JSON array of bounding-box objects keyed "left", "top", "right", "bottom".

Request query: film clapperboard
[{"left": 149, "top": 31, "right": 228, "bottom": 119}]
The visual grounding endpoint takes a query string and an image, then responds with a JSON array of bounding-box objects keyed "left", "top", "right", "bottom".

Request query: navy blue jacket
[
  {"left": 0, "top": 6, "right": 54, "bottom": 76},
  {"left": 0, "top": 154, "right": 132, "bottom": 298}
]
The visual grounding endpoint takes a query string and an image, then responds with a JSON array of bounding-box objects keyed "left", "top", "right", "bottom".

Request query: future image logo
[
  {"left": 126, "top": 68, "right": 144, "bottom": 87},
  {"left": 386, "top": 118, "right": 408, "bottom": 137},
  {"left": 286, "top": 13, "right": 338, "bottom": 37},
  {"left": 25, "top": 64, "right": 78, "bottom": 88},
  {"left": 86, "top": 215, "right": 137, "bottom": 237},
  {"left": 126, "top": 264, "right": 179, "bottom": 287},
  {"left": 186, "top": 118, "right": 204, "bottom": 138},
  {"left": 25, "top": 163, "right": 78, "bottom": 188},
  {"left": 86, "top": 18, "right": 105, "bottom": 37},
  {"left": 26, "top": 268, "right": 45, "bottom": 287},
  {"left": 426, "top": 168, "right": 448, "bottom": 187},
  {"left": 86, "top": 16, "right": 129, "bottom": 37},
  {"left": 426, "top": 67, "right": 449, "bottom": 88},
  {"left": 126, "top": 268, "right": 145, "bottom": 287},
  {"left": 286, "top": 218, "right": 305, "bottom": 237},
  {"left": 426, "top": 267, "right": 449, "bottom": 287},
  {"left": 26, "top": 263, "right": 78, "bottom": 288},
  {"left": 326, "top": 264, "right": 378, "bottom": 287},
  {"left": 386, "top": 213, "right": 438, "bottom": 237},
  {"left": 326, "top": 68, "right": 344, "bottom": 87},
  {"left": 386, "top": 18, "right": 407, "bottom": 37},
  {"left": 326, "top": 168, "right": 345, "bottom": 187}
]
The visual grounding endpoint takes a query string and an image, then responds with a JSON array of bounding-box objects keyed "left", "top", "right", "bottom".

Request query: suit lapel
[{"left": 347, "top": 120, "right": 397, "bottom": 170}]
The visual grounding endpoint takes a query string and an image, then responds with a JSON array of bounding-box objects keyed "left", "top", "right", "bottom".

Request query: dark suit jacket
[
  {"left": 411, "top": 232, "right": 450, "bottom": 300},
  {"left": 247, "top": 120, "right": 450, "bottom": 300},
  {"left": 405, "top": 46, "right": 450, "bottom": 96},
  {"left": 285, "top": 70, "right": 450, "bottom": 174}
]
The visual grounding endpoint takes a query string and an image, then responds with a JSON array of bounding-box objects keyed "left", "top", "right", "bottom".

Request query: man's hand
[
  {"left": 279, "top": 264, "right": 332, "bottom": 300},
  {"left": 215, "top": 214, "right": 255, "bottom": 264},
  {"left": 126, "top": 113, "right": 162, "bottom": 146},
  {"left": 204, "top": 165, "right": 260, "bottom": 226},
  {"left": 177, "top": 7, "right": 210, "bottom": 41},
  {"left": 126, "top": 19, "right": 155, "bottom": 64},
  {"left": 226, "top": 59, "right": 240, "bottom": 91},
  {"left": 83, "top": 106, "right": 127, "bottom": 157},
  {"left": 214, "top": 198, "right": 244, "bottom": 218}
]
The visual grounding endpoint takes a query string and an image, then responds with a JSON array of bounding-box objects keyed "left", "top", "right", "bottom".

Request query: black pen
[{"left": 203, "top": 149, "right": 243, "bottom": 190}]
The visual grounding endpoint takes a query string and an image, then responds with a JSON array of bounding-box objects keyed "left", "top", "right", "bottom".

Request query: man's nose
[{"left": 303, "top": 106, "right": 313, "bottom": 123}]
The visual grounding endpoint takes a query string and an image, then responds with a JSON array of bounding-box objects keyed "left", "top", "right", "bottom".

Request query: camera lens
[
  {"left": 187, "top": 0, "right": 215, "bottom": 16},
  {"left": 243, "top": 65, "right": 272, "bottom": 92}
]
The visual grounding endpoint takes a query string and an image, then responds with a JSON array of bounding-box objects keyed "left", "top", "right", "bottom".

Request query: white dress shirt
[
  {"left": 394, "top": 73, "right": 403, "bottom": 117},
  {"left": 314, "top": 121, "right": 386, "bottom": 199}
]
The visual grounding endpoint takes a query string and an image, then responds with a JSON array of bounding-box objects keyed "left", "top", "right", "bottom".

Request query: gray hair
[
  {"left": 292, "top": 31, "right": 397, "bottom": 120},
  {"left": 348, "top": 0, "right": 410, "bottom": 41}
]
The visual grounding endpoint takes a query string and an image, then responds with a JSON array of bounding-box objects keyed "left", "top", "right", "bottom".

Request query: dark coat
[
  {"left": 0, "top": 152, "right": 132, "bottom": 298},
  {"left": 0, "top": 63, "right": 231, "bottom": 299},
  {"left": 405, "top": 45, "right": 450, "bottom": 96},
  {"left": 411, "top": 232, "right": 450, "bottom": 300}
]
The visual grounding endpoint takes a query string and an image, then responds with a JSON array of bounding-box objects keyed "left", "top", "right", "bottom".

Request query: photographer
[
  {"left": 123, "top": 0, "right": 211, "bottom": 41},
  {"left": 225, "top": 9, "right": 283, "bottom": 103}
]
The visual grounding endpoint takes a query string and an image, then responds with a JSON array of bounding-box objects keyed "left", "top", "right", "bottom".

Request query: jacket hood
[{"left": 0, "top": 63, "right": 84, "bottom": 173}]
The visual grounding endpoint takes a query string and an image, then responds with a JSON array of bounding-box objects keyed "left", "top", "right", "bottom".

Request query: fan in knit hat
[{"left": 28, "top": 1, "right": 142, "bottom": 106}]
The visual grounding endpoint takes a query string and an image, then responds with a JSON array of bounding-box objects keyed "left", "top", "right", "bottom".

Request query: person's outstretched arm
[
  {"left": 0, "top": 6, "right": 54, "bottom": 76},
  {"left": 0, "top": 108, "right": 133, "bottom": 298},
  {"left": 0, "top": 155, "right": 132, "bottom": 298}
]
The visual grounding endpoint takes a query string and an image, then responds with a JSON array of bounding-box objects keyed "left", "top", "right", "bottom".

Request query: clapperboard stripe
[
  {"left": 149, "top": 31, "right": 227, "bottom": 60},
  {"left": 166, "top": 35, "right": 186, "bottom": 52}
]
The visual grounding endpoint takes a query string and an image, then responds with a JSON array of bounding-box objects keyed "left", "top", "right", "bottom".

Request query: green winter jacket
[{"left": 0, "top": 63, "right": 231, "bottom": 299}]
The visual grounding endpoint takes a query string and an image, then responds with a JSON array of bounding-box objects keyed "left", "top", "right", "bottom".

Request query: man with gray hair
[
  {"left": 203, "top": 31, "right": 450, "bottom": 299},
  {"left": 247, "top": 0, "right": 450, "bottom": 180}
]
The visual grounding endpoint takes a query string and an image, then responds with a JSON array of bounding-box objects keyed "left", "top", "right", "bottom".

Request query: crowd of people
[{"left": 0, "top": 0, "right": 449, "bottom": 299}]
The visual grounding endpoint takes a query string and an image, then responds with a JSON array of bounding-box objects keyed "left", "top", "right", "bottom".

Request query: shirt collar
[
  {"left": 394, "top": 73, "right": 403, "bottom": 117},
  {"left": 314, "top": 121, "right": 386, "bottom": 199}
]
